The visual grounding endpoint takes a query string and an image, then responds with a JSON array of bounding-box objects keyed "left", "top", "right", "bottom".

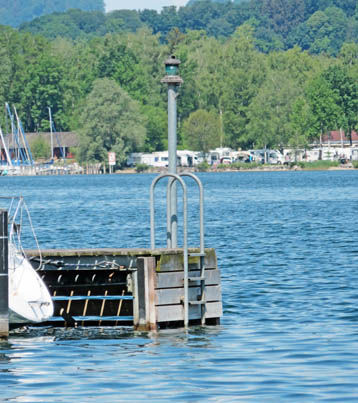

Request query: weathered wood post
[
  {"left": 0, "top": 209, "right": 9, "bottom": 338},
  {"left": 133, "top": 257, "right": 157, "bottom": 331}
]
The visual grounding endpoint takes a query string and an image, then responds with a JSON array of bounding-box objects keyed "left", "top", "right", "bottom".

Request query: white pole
[
  {"left": 13, "top": 106, "right": 31, "bottom": 163},
  {"left": 48, "top": 107, "right": 54, "bottom": 160},
  {"left": 0, "top": 126, "right": 12, "bottom": 166}
]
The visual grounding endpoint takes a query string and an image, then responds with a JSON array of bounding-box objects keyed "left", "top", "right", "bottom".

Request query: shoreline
[{"left": 116, "top": 164, "right": 356, "bottom": 174}]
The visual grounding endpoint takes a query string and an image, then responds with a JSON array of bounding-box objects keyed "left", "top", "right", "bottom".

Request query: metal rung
[
  {"left": 50, "top": 282, "right": 127, "bottom": 288},
  {"left": 52, "top": 295, "right": 133, "bottom": 301},
  {"left": 47, "top": 315, "right": 133, "bottom": 322},
  {"left": 189, "top": 300, "right": 205, "bottom": 305},
  {"left": 189, "top": 252, "right": 205, "bottom": 257},
  {"left": 189, "top": 276, "right": 205, "bottom": 281}
]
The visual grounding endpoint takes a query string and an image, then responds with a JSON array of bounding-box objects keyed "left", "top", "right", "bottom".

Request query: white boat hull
[{"left": 9, "top": 245, "right": 54, "bottom": 325}]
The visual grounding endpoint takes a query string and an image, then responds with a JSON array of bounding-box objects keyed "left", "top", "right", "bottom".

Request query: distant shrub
[
  {"left": 231, "top": 161, "right": 260, "bottom": 170},
  {"left": 299, "top": 160, "right": 339, "bottom": 169},
  {"left": 135, "top": 163, "right": 149, "bottom": 173},
  {"left": 352, "top": 161, "right": 358, "bottom": 169},
  {"left": 216, "top": 163, "right": 232, "bottom": 170},
  {"left": 31, "top": 137, "right": 51, "bottom": 160},
  {"left": 196, "top": 161, "right": 210, "bottom": 171}
]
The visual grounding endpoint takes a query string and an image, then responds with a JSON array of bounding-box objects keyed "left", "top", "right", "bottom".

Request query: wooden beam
[
  {"left": 156, "top": 285, "right": 221, "bottom": 306},
  {"left": 133, "top": 257, "right": 157, "bottom": 331},
  {"left": 156, "top": 268, "right": 221, "bottom": 289},
  {"left": 156, "top": 301, "right": 222, "bottom": 323}
]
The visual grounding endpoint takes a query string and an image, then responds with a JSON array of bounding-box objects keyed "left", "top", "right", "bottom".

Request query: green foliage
[
  {"left": 3, "top": 4, "right": 358, "bottom": 164},
  {"left": 78, "top": 78, "right": 146, "bottom": 165},
  {"left": 141, "top": 105, "right": 167, "bottom": 152},
  {"left": 297, "top": 160, "right": 340, "bottom": 169},
  {"left": 287, "top": 7, "right": 348, "bottom": 55},
  {"left": 0, "top": 0, "right": 104, "bottom": 27},
  {"left": 135, "top": 163, "right": 150, "bottom": 173},
  {"left": 30, "top": 136, "right": 51, "bottom": 160},
  {"left": 221, "top": 26, "right": 266, "bottom": 148},
  {"left": 15, "top": 0, "right": 358, "bottom": 57},
  {"left": 182, "top": 109, "right": 220, "bottom": 154},
  {"left": 196, "top": 161, "right": 210, "bottom": 171},
  {"left": 231, "top": 161, "right": 261, "bottom": 170},
  {"left": 352, "top": 161, "right": 358, "bottom": 169},
  {"left": 245, "top": 70, "right": 300, "bottom": 148}
]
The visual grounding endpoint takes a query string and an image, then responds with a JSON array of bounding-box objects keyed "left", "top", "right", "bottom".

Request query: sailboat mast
[
  {"left": 0, "top": 125, "right": 12, "bottom": 166},
  {"left": 48, "top": 107, "right": 54, "bottom": 160}
]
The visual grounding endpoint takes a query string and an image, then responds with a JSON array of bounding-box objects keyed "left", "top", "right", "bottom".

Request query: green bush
[
  {"left": 216, "top": 163, "right": 232, "bottom": 170},
  {"left": 31, "top": 137, "right": 51, "bottom": 160},
  {"left": 196, "top": 161, "right": 210, "bottom": 172},
  {"left": 135, "top": 163, "right": 149, "bottom": 173},
  {"left": 352, "top": 161, "right": 358, "bottom": 169},
  {"left": 298, "top": 160, "right": 339, "bottom": 169}
]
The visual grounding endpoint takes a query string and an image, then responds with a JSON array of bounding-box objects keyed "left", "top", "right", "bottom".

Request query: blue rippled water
[{"left": 1, "top": 171, "right": 358, "bottom": 402}]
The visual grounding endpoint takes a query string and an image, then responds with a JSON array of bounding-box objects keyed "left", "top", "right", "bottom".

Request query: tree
[
  {"left": 220, "top": 25, "right": 266, "bottom": 148},
  {"left": 182, "top": 109, "right": 220, "bottom": 155},
  {"left": 78, "top": 78, "right": 146, "bottom": 165},
  {"left": 287, "top": 7, "right": 348, "bottom": 56},
  {"left": 0, "top": 0, "right": 104, "bottom": 27},
  {"left": 30, "top": 136, "right": 51, "bottom": 160},
  {"left": 141, "top": 105, "right": 167, "bottom": 152},
  {"left": 305, "top": 74, "right": 341, "bottom": 141},
  {"left": 321, "top": 65, "right": 358, "bottom": 143},
  {"left": 95, "top": 35, "right": 150, "bottom": 104},
  {"left": 288, "top": 96, "right": 313, "bottom": 153},
  {"left": 244, "top": 71, "right": 300, "bottom": 149}
]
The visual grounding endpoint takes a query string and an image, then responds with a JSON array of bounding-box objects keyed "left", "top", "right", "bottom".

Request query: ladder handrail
[
  {"left": 150, "top": 173, "right": 189, "bottom": 325},
  {"left": 176, "top": 173, "right": 204, "bottom": 254},
  {"left": 150, "top": 172, "right": 206, "bottom": 327},
  {"left": 150, "top": 173, "right": 188, "bottom": 250}
]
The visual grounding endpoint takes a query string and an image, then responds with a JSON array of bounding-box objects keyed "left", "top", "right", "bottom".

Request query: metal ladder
[{"left": 150, "top": 172, "right": 206, "bottom": 327}]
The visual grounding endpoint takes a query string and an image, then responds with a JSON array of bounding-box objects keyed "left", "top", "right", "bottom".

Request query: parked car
[{"left": 220, "top": 156, "right": 232, "bottom": 164}]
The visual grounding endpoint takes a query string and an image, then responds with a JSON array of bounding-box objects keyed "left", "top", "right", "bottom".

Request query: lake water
[{"left": 1, "top": 170, "right": 358, "bottom": 402}]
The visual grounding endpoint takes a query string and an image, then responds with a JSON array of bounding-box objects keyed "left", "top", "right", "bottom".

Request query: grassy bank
[
  {"left": 196, "top": 160, "right": 352, "bottom": 172},
  {"left": 117, "top": 160, "right": 356, "bottom": 174}
]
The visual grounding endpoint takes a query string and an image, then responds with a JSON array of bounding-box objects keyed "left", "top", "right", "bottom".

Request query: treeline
[
  {"left": 2, "top": 23, "right": 358, "bottom": 165},
  {"left": 18, "top": 0, "right": 358, "bottom": 55},
  {"left": 0, "top": 0, "right": 104, "bottom": 27}
]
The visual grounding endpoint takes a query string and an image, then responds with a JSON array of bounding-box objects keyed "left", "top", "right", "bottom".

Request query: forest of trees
[
  {"left": 16, "top": 0, "right": 358, "bottom": 56},
  {"left": 0, "top": 0, "right": 104, "bottom": 27},
  {"left": 1, "top": 0, "right": 358, "bottom": 165}
]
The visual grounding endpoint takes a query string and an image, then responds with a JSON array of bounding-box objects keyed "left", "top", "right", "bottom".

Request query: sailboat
[
  {"left": 8, "top": 243, "right": 54, "bottom": 325},
  {"left": 2, "top": 197, "right": 54, "bottom": 325}
]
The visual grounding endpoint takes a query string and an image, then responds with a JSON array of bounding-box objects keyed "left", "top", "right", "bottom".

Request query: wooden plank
[
  {"left": 156, "top": 302, "right": 222, "bottom": 323},
  {"left": 156, "top": 269, "right": 221, "bottom": 289},
  {"left": 156, "top": 248, "right": 217, "bottom": 272},
  {"left": 155, "top": 285, "right": 221, "bottom": 306},
  {"left": 133, "top": 257, "right": 157, "bottom": 331},
  {"left": 146, "top": 257, "right": 157, "bottom": 331}
]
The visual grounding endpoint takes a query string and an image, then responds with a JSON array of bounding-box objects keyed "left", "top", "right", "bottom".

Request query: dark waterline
[{"left": 1, "top": 171, "right": 358, "bottom": 401}]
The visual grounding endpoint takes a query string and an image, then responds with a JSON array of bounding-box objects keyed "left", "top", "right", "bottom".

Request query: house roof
[
  {"left": 1, "top": 131, "right": 79, "bottom": 149},
  {"left": 322, "top": 131, "right": 358, "bottom": 142}
]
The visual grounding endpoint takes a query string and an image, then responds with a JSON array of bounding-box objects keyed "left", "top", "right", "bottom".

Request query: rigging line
[
  {"left": 8, "top": 197, "right": 42, "bottom": 271},
  {"left": 22, "top": 199, "right": 42, "bottom": 270}
]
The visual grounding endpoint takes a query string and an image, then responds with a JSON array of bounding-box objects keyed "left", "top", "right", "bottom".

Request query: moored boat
[
  {"left": 0, "top": 196, "right": 54, "bottom": 325},
  {"left": 8, "top": 243, "right": 53, "bottom": 325}
]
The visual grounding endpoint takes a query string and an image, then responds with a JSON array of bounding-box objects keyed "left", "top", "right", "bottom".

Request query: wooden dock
[{"left": 26, "top": 247, "right": 222, "bottom": 330}]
